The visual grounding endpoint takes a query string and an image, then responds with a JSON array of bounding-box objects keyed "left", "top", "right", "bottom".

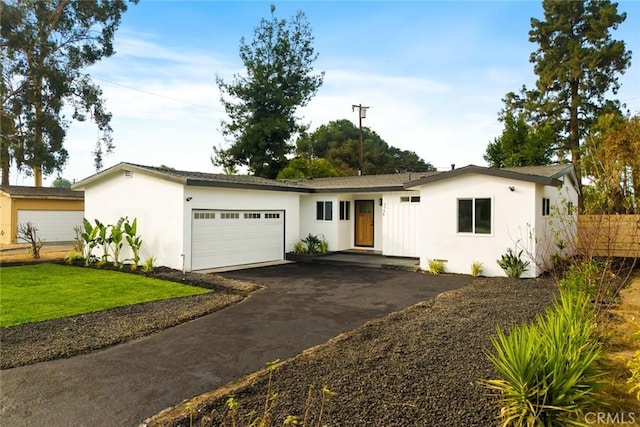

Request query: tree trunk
[
  {"left": 0, "top": 138, "right": 9, "bottom": 186},
  {"left": 33, "top": 166, "right": 42, "bottom": 187},
  {"left": 569, "top": 79, "right": 583, "bottom": 212}
]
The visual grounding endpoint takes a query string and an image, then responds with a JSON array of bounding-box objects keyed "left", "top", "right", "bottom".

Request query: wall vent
[{"left": 124, "top": 170, "right": 132, "bottom": 178}]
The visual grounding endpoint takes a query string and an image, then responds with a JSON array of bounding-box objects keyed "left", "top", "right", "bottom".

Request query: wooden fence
[{"left": 577, "top": 215, "right": 640, "bottom": 258}]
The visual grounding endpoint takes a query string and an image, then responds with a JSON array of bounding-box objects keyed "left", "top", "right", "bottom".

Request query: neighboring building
[
  {"left": 0, "top": 186, "right": 85, "bottom": 245},
  {"left": 72, "top": 162, "right": 578, "bottom": 277}
]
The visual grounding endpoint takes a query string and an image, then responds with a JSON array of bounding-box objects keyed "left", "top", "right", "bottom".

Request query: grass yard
[{"left": 0, "top": 263, "right": 210, "bottom": 327}]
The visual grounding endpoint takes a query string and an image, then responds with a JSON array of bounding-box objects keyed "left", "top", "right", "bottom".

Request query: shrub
[
  {"left": 496, "top": 248, "right": 530, "bottom": 278},
  {"left": 17, "top": 222, "right": 43, "bottom": 259},
  {"left": 471, "top": 261, "right": 483, "bottom": 277},
  {"left": 628, "top": 350, "right": 640, "bottom": 400},
  {"left": 559, "top": 262, "right": 601, "bottom": 300},
  {"left": 302, "top": 233, "right": 321, "bottom": 254},
  {"left": 293, "top": 241, "right": 308, "bottom": 254},
  {"left": 294, "top": 234, "right": 328, "bottom": 255},
  {"left": 64, "top": 251, "right": 84, "bottom": 265},
  {"left": 142, "top": 256, "right": 156, "bottom": 273},
  {"left": 428, "top": 259, "right": 445, "bottom": 275},
  {"left": 124, "top": 217, "right": 143, "bottom": 266},
  {"left": 483, "top": 289, "right": 603, "bottom": 426}
]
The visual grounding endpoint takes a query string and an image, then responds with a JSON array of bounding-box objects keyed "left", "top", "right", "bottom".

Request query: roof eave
[
  {"left": 310, "top": 185, "right": 407, "bottom": 193},
  {"left": 72, "top": 162, "right": 187, "bottom": 189},
  {"left": 404, "top": 166, "right": 564, "bottom": 188},
  {"left": 186, "top": 179, "right": 311, "bottom": 193}
]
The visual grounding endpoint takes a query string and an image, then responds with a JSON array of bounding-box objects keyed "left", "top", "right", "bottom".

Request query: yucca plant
[
  {"left": 483, "top": 289, "right": 603, "bottom": 426},
  {"left": 497, "top": 248, "right": 530, "bottom": 278},
  {"left": 471, "top": 261, "right": 483, "bottom": 277},
  {"left": 428, "top": 259, "right": 445, "bottom": 275}
]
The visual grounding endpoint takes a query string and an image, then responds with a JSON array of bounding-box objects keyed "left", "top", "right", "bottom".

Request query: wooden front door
[{"left": 355, "top": 200, "right": 374, "bottom": 247}]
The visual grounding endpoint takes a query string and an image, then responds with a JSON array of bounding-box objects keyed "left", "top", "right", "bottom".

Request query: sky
[{"left": 10, "top": 0, "right": 640, "bottom": 186}]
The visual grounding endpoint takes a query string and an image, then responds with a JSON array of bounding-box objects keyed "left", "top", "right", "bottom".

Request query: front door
[{"left": 355, "top": 200, "right": 374, "bottom": 247}]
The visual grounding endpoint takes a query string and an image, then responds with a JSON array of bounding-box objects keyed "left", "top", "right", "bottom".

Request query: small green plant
[
  {"left": 142, "top": 256, "right": 156, "bottom": 273},
  {"left": 109, "top": 217, "right": 126, "bottom": 267},
  {"left": 293, "top": 241, "right": 308, "bottom": 255},
  {"left": 318, "top": 238, "right": 329, "bottom": 253},
  {"left": 94, "top": 219, "right": 112, "bottom": 265},
  {"left": 17, "top": 222, "right": 43, "bottom": 259},
  {"left": 124, "top": 217, "right": 143, "bottom": 267},
  {"left": 483, "top": 288, "right": 603, "bottom": 426},
  {"left": 64, "top": 251, "right": 84, "bottom": 265},
  {"left": 496, "top": 248, "right": 530, "bottom": 278},
  {"left": 72, "top": 225, "right": 84, "bottom": 253},
  {"left": 470, "top": 261, "right": 483, "bottom": 277},
  {"left": 428, "top": 259, "right": 445, "bottom": 275},
  {"left": 302, "top": 233, "right": 321, "bottom": 254},
  {"left": 80, "top": 218, "right": 99, "bottom": 265}
]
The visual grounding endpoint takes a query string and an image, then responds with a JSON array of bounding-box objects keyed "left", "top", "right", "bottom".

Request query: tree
[
  {"left": 1, "top": 0, "right": 136, "bottom": 187},
  {"left": 213, "top": 5, "right": 324, "bottom": 179},
  {"left": 525, "top": 0, "right": 631, "bottom": 207},
  {"left": 51, "top": 176, "right": 71, "bottom": 188},
  {"left": 582, "top": 113, "right": 640, "bottom": 214},
  {"left": 276, "top": 157, "right": 339, "bottom": 179},
  {"left": 484, "top": 112, "right": 555, "bottom": 168},
  {"left": 295, "top": 119, "right": 436, "bottom": 175}
]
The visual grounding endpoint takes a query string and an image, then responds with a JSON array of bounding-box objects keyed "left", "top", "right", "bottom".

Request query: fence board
[{"left": 578, "top": 215, "right": 640, "bottom": 258}]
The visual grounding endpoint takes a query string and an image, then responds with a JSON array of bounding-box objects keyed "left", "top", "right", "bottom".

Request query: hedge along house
[
  {"left": 0, "top": 186, "right": 85, "bottom": 245},
  {"left": 405, "top": 164, "right": 579, "bottom": 278},
  {"left": 73, "top": 162, "right": 578, "bottom": 277}
]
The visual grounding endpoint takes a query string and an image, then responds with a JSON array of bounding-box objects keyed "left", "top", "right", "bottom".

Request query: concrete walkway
[{"left": 0, "top": 264, "right": 472, "bottom": 427}]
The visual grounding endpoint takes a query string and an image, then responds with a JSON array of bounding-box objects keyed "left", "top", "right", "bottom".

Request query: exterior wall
[
  {"left": 0, "top": 195, "right": 83, "bottom": 244},
  {"left": 534, "top": 178, "right": 579, "bottom": 273},
  {"left": 82, "top": 171, "right": 185, "bottom": 270},
  {"left": 417, "top": 174, "right": 538, "bottom": 278},
  {"left": 182, "top": 186, "right": 301, "bottom": 270},
  {"left": 382, "top": 191, "right": 420, "bottom": 257},
  {"left": 299, "top": 194, "right": 340, "bottom": 251}
]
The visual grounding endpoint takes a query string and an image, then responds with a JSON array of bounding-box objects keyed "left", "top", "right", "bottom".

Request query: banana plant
[
  {"left": 124, "top": 217, "right": 143, "bottom": 268},
  {"left": 81, "top": 218, "right": 99, "bottom": 266},
  {"left": 94, "top": 219, "right": 112, "bottom": 265},
  {"left": 110, "top": 217, "right": 126, "bottom": 267}
]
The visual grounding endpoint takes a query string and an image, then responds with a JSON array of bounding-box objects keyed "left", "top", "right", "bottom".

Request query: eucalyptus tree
[{"left": 1, "top": 0, "right": 136, "bottom": 186}]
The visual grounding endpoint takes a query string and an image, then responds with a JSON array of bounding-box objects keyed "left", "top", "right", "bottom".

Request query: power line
[{"left": 93, "top": 76, "right": 216, "bottom": 110}]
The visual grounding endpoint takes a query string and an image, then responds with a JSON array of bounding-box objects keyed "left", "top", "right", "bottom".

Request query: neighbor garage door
[
  {"left": 17, "top": 210, "right": 83, "bottom": 242},
  {"left": 191, "top": 210, "right": 285, "bottom": 270}
]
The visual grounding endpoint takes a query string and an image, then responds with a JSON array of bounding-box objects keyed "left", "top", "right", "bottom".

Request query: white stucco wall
[
  {"left": 417, "top": 174, "right": 539, "bottom": 278},
  {"left": 534, "top": 178, "right": 579, "bottom": 274},
  {"left": 182, "top": 186, "right": 301, "bottom": 270},
  {"left": 81, "top": 169, "right": 185, "bottom": 269},
  {"left": 382, "top": 191, "right": 420, "bottom": 257},
  {"left": 299, "top": 195, "right": 340, "bottom": 251}
]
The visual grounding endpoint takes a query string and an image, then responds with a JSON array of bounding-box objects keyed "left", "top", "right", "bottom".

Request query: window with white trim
[
  {"left": 339, "top": 201, "right": 350, "bottom": 220},
  {"left": 457, "top": 198, "right": 491, "bottom": 234},
  {"left": 316, "top": 201, "right": 333, "bottom": 221}
]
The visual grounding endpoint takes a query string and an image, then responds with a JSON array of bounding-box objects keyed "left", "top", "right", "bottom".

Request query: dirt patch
[
  {"left": 0, "top": 266, "right": 260, "bottom": 369},
  {"left": 144, "top": 276, "right": 558, "bottom": 427}
]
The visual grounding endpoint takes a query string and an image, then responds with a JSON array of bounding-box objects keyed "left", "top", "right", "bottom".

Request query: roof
[
  {"left": 289, "top": 171, "right": 439, "bottom": 193},
  {"left": 404, "top": 164, "right": 575, "bottom": 188},
  {"left": 73, "top": 162, "right": 439, "bottom": 193},
  {"left": 0, "top": 185, "right": 84, "bottom": 199}
]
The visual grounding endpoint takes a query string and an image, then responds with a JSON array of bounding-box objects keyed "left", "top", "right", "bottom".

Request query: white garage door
[
  {"left": 17, "top": 210, "right": 84, "bottom": 243},
  {"left": 191, "top": 210, "right": 285, "bottom": 270}
]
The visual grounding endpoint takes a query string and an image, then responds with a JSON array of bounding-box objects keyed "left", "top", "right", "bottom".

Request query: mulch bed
[
  {"left": 144, "top": 276, "right": 558, "bottom": 427},
  {"left": 0, "top": 265, "right": 260, "bottom": 369}
]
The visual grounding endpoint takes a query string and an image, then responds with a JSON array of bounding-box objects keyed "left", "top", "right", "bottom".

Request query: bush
[
  {"left": 497, "top": 248, "right": 530, "bottom": 278},
  {"left": 471, "top": 261, "right": 483, "bottom": 277},
  {"left": 293, "top": 241, "right": 308, "bottom": 254},
  {"left": 64, "top": 251, "right": 84, "bottom": 265},
  {"left": 483, "top": 289, "right": 603, "bottom": 426},
  {"left": 428, "top": 259, "right": 445, "bottom": 275},
  {"left": 17, "top": 222, "right": 43, "bottom": 259},
  {"left": 628, "top": 350, "right": 640, "bottom": 400},
  {"left": 294, "top": 234, "right": 328, "bottom": 255}
]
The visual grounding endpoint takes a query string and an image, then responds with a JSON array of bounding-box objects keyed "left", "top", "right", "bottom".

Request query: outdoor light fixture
[
  {"left": 508, "top": 186, "right": 515, "bottom": 192},
  {"left": 379, "top": 198, "right": 383, "bottom": 206},
  {"left": 186, "top": 196, "right": 193, "bottom": 202}
]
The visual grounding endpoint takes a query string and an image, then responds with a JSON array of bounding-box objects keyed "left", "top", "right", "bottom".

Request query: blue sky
[{"left": 16, "top": 0, "right": 640, "bottom": 185}]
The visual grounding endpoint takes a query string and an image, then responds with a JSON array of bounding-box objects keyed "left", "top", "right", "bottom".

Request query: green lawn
[{"left": 0, "top": 263, "right": 210, "bottom": 327}]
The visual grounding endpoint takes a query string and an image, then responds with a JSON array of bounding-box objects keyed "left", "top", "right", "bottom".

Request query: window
[
  {"left": 244, "top": 213, "right": 261, "bottom": 219},
  {"left": 567, "top": 201, "right": 574, "bottom": 215},
  {"left": 401, "top": 196, "right": 420, "bottom": 203},
  {"left": 457, "top": 198, "right": 491, "bottom": 234},
  {"left": 410, "top": 196, "right": 421, "bottom": 203},
  {"left": 221, "top": 212, "right": 239, "bottom": 219},
  {"left": 542, "top": 198, "right": 551, "bottom": 216},
  {"left": 194, "top": 212, "right": 215, "bottom": 220},
  {"left": 400, "top": 196, "right": 410, "bottom": 203},
  {"left": 339, "top": 201, "right": 350, "bottom": 220},
  {"left": 265, "top": 213, "right": 280, "bottom": 219},
  {"left": 316, "top": 201, "right": 333, "bottom": 220}
]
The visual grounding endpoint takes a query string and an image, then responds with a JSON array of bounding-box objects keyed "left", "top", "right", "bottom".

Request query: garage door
[
  {"left": 17, "top": 210, "right": 84, "bottom": 243},
  {"left": 191, "top": 210, "right": 285, "bottom": 270}
]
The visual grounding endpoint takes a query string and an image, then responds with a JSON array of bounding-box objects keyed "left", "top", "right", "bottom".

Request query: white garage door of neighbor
[
  {"left": 191, "top": 210, "right": 285, "bottom": 270},
  {"left": 17, "top": 210, "right": 84, "bottom": 243}
]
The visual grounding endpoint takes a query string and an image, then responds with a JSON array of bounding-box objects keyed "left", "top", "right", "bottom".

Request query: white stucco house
[{"left": 72, "top": 162, "right": 578, "bottom": 278}]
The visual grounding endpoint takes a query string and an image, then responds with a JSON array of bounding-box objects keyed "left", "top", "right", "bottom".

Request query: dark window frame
[
  {"left": 316, "top": 201, "right": 333, "bottom": 221},
  {"left": 457, "top": 198, "right": 492, "bottom": 235}
]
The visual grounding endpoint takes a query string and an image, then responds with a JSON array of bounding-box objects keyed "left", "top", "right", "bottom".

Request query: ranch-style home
[{"left": 72, "top": 162, "right": 578, "bottom": 278}]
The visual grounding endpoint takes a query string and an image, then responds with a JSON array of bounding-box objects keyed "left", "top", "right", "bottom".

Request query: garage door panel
[
  {"left": 17, "top": 210, "right": 83, "bottom": 243},
  {"left": 191, "top": 210, "right": 284, "bottom": 270}
]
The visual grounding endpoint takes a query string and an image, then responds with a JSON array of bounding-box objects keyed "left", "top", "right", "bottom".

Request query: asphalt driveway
[{"left": 0, "top": 264, "right": 472, "bottom": 427}]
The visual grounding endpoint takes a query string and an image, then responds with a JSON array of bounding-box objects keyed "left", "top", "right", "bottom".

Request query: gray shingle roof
[
  {"left": 0, "top": 185, "right": 84, "bottom": 199},
  {"left": 289, "top": 171, "right": 440, "bottom": 192},
  {"left": 501, "top": 164, "right": 574, "bottom": 179}
]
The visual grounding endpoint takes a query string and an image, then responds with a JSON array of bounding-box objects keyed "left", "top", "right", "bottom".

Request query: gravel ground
[
  {"left": 145, "top": 276, "right": 558, "bottom": 427},
  {"left": 0, "top": 267, "right": 259, "bottom": 369}
]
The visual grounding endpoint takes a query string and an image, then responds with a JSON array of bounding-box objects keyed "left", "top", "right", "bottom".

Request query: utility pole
[{"left": 352, "top": 103, "right": 369, "bottom": 175}]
